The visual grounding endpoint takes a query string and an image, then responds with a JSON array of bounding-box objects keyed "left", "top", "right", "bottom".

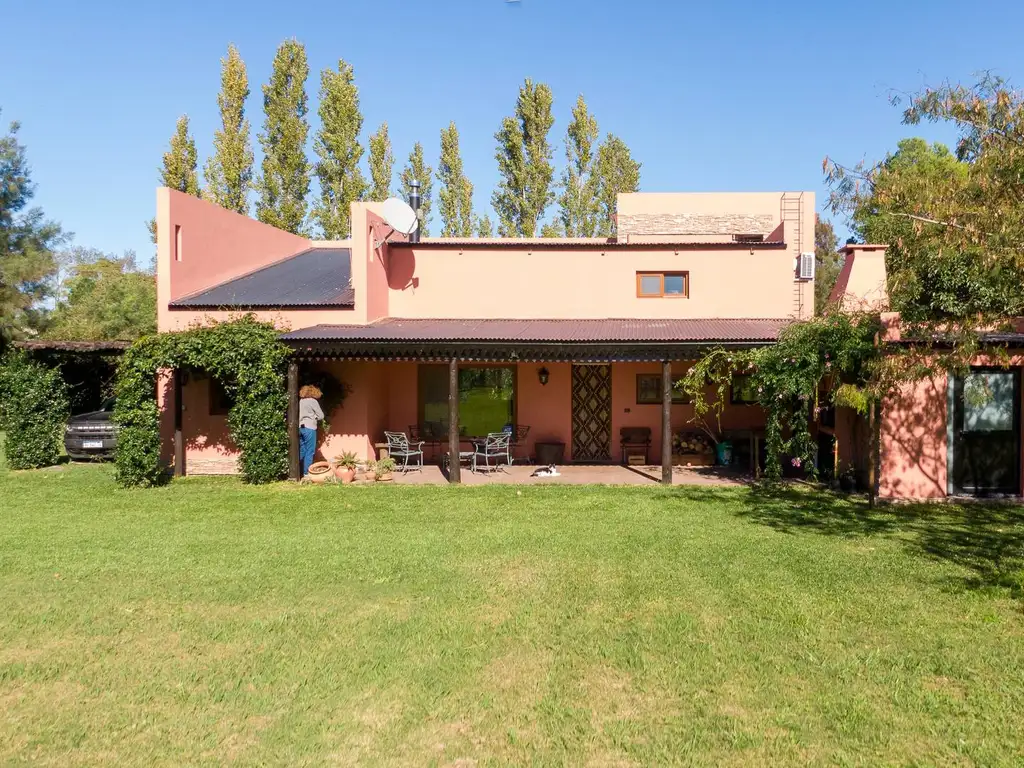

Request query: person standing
[{"left": 298, "top": 384, "right": 324, "bottom": 477}]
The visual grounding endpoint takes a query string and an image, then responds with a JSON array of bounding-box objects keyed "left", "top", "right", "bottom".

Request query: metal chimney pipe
[{"left": 409, "top": 180, "right": 421, "bottom": 243}]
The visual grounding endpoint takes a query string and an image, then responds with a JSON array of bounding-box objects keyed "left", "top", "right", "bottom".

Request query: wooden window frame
[
  {"left": 636, "top": 373, "right": 690, "bottom": 405},
  {"left": 636, "top": 271, "right": 689, "bottom": 298}
]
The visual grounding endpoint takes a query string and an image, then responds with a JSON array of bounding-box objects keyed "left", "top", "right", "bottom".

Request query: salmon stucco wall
[
  {"left": 879, "top": 373, "right": 948, "bottom": 499},
  {"left": 517, "top": 363, "right": 573, "bottom": 459}
]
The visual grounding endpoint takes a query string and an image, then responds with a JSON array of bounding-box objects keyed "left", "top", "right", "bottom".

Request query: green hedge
[
  {"left": 0, "top": 352, "right": 70, "bottom": 469},
  {"left": 114, "top": 317, "right": 291, "bottom": 487}
]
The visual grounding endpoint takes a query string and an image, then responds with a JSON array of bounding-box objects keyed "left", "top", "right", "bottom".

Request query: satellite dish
[{"left": 381, "top": 197, "right": 419, "bottom": 236}]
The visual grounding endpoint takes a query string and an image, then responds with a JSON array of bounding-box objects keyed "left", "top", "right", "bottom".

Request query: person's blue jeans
[{"left": 299, "top": 426, "right": 317, "bottom": 476}]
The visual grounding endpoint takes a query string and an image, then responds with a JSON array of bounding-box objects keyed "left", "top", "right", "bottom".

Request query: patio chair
[
  {"left": 409, "top": 423, "right": 441, "bottom": 460},
  {"left": 472, "top": 432, "right": 511, "bottom": 473},
  {"left": 384, "top": 431, "right": 424, "bottom": 473}
]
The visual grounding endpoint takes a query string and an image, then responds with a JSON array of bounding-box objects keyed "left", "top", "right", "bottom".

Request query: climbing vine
[
  {"left": 114, "top": 316, "right": 291, "bottom": 487},
  {"left": 678, "top": 313, "right": 880, "bottom": 481}
]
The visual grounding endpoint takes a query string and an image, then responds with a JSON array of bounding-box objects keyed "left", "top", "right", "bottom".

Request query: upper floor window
[{"left": 637, "top": 271, "right": 688, "bottom": 298}]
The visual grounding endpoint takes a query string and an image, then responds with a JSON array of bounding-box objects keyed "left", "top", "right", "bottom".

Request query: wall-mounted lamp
[{"left": 538, "top": 367, "right": 550, "bottom": 386}]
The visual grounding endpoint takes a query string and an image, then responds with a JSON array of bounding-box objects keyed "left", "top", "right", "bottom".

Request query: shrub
[{"left": 0, "top": 352, "right": 70, "bottom": 469}]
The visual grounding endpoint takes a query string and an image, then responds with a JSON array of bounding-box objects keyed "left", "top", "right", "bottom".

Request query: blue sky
[{"left": 5, "top": 0, "right": 1024, "bottom": 262}]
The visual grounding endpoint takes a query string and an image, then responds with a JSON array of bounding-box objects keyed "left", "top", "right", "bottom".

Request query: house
[{"left": 155, "top": 187, "right": 817, "bottom": 481}]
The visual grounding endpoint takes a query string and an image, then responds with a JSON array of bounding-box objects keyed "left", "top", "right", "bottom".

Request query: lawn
[{"left": 2, "top": 463, "right": 1024, "bottom": 765}]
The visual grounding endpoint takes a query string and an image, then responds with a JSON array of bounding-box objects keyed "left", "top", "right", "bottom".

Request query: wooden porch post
[
  {"left": 661, "top": 360, "right": 673, "bottom": 485},
  {"left": 173, "top": 368, "right": 184, "bottom": 478},
  {"left": 448, "top": 357, "right": 461, "bottom": 483},
  {"left": 287, "top": 361, "right": 300, "bottom": 481}
]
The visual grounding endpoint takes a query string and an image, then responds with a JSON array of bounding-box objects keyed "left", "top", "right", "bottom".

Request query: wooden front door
[{"left": 571, "top": 364, "right": 612, "bottom": 461}]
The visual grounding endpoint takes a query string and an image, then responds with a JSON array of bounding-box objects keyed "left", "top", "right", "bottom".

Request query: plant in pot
[
  {"left": 375, "top": 457, "right": 396, "bottom": 482},
  {"left": 306, "top": 461, "right": 334, "bottom": 484},
  {"left": 334, "top": 451, "right": 358, "bottom": 483},
  {"left": 363, "top": 460, "right": 377, "bottom": 482}
]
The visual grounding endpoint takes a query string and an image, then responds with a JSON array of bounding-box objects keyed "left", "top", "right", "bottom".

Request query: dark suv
[{"left": 64, "top": 399, "right": 117, "bottom": 460}]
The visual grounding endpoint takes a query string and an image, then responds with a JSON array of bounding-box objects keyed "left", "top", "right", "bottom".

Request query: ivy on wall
[
  {"left": 0, "top": 352, "right": 70, "bottom": 469},
  {"left": 678, "top": 313, "right": 880, "bottom": 481},
  {"left": 114, "top": 316, "right": 291, "bottom": 487}
]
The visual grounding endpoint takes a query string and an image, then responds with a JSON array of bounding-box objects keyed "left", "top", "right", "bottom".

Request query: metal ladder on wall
[{"left": 781, "top": 192, "right": 805, "bottom": 318}]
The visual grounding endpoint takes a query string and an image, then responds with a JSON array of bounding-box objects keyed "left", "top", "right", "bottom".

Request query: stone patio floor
[{"left": 389, "top": 463, "right": 750, "bottom": 486}]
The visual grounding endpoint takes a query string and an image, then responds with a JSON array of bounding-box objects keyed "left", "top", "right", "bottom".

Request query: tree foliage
[
  {"left": 438, "top": 122, "right": 473, "bottom": 237},
  {"left": 160, "top": 115, "right": 201, "bottom": 195},
  {"left": 400, "top": 142, "right": 433, "bottom": 236},
  {"left": 256, "top": 39, "right": 310, "bottom": 235},
  {"left": 204, "top": 44, "right": 254, "bottom": 214},
  {"left": 0, "top": 113, "right": 65, "bottom": 344},
  {"left": 476, "top": 214, "right": 494, "bottom": 238},
  {"left": 312, "top": 58, "right": 366, "bottom": 239},
  {"left": 814, "top": 216, "right": 841, "bottom": 314},
  {"left": 114, "top": 317, "right": 290, "bottom": 488},
  {"left": 827, "top": 75, "right": 1024, "bottom": 326},
  {"left": 557, "top": 95, "right": 600, "bottom": 237},
  {"left": 594, "top": 135, "right": 641, "bottom": 237},
  {"left": 492, "top": 79, "right": 555, "bottom": 237},
  {"left": 367, "top": 122, "right": 394, "bottom": 201},
  {"left": 0, "top": 351, "right": 69, "bottom": 469},
  {"left": 46, "top": 249, "right": 155, "bottom": 341}
]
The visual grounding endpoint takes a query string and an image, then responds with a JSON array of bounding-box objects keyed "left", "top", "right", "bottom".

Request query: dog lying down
[{"left": 531, "top": 464, "right": 561, "bottom": 477}]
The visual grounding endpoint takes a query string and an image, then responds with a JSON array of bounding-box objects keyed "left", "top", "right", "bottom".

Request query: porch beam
[
  {"left": 448, "top": 358, "right": 461, "bottom": 483},
  {"left": 287, "top": 361, "right": 300, "bottom": 481},
  {"left": 661, "top": 360, "right": 672, "bottom": 485},
  {"left": 173, "top": 368, "right": 184, "bottom": 478}
]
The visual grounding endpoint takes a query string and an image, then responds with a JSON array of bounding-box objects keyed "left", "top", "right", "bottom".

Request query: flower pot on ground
[
  {"left": 363, "top": 461, "right": 377, "bottom": 482},
  {"left": 375, "top": 457, "right": 396, "bottom": 482},
  {"left": 306, "top": 461, "right": 333, "bottom": 484},
  {"left": 334, "top": 451, "right": 359, "bottom": 483}
]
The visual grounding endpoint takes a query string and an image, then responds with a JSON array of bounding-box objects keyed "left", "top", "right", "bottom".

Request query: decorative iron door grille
[{"left": 571, "top": 364, "right": 612, "bottom": 461}]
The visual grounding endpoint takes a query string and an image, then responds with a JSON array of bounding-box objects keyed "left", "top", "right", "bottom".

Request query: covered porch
[{"left": 281, "top": 318, "right": 785, "bottom": 485}]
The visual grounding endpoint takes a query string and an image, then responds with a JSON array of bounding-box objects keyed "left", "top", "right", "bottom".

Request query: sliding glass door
[{"left": 951, "top": 368, "right": 1021, "bottom": 496}]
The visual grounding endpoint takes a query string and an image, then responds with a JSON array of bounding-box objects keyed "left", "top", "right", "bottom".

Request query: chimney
[{"left": 409, "top": 180, "right": 421, "bottom": 244}]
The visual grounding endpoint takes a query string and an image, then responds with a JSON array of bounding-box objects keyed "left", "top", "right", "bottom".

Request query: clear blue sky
[{"left": 6, "top": 0, "right": 1024, "bottom": 262}]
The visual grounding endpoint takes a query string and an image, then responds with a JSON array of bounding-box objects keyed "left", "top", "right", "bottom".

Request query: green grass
[{"left": 2, "top": 463, "right": 1024, "bottom": 765}]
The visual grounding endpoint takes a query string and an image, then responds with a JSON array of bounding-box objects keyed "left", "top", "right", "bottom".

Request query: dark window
[
  {"left": 209, "top": 378, "right": 235, "bottom": 416},
  {"left": 636, "top": 373, "right": 690, "bottom": 404},
  {"left": 731, "top": 375, "right": 759, "bottom": 405},
  {"left": 419, "top": 365, "right": 516, "bottom": 436},
  {"left": 637, "top": 272, "right": 688, "bottom": 298}
]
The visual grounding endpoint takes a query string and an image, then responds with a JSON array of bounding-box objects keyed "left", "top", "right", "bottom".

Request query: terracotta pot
[
  {"left": 335, "top": 466, "right": 355, "bottom": 484},
  {"left": 376, "top": 472, "right": 393, "bottom": 482},
  {"left": 307, "top": 461, "right": 333, "bottom": 484},
  {"left": 364, "top": 470, "right": 376, "bottom": 482}
]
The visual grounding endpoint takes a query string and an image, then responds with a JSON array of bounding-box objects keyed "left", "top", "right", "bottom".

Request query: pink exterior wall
[
  {"left": 879, "top": 374, "right": 949, "bottom": 499},
  {"left": 830, "top": 244, "right": 888, "bottom": 312}
]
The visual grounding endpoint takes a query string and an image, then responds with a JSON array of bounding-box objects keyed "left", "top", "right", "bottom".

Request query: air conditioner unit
[{"left": 797, "top": 252, "right": 815, "bottom": 280}]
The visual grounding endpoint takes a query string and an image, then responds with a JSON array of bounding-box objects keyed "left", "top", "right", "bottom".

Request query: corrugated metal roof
[
  {"left": 389, "top": 239, "right": 785, "bottom": 250},
  {"left": 280, "top": 318, "right": 790, "bottom": 343},
  {"left": 169, "top": 247, "right": 353, "bottom": 308}
]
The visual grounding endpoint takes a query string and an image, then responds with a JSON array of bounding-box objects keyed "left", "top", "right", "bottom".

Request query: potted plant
[
  {"left": 375, "top": 457, "right": 396, "bottom": 482},
  {"left": 334, "top": 451, "right": 358, "bottom": 483},
  {"left": 306, "top": 460, "right": 334, "bottom": 484},
  {"left": 363, "top": 460, "right": 377, "bottom": 482}
]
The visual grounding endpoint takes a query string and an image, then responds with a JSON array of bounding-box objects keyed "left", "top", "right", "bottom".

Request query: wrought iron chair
[
  {"left": 510, "top": 425, "right": 531, "bottom": 464},
  {"left": 472, "top": 432, "right": 511, "bottom": 473},
  {"left": 384, "top": 431, "right": 424, "bottom": 473}
]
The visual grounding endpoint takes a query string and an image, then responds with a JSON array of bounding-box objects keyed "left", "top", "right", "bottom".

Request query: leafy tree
[
  {"left": 46, "top": 249, "right": 155, "bottom": 341},
  {"left": 826, "top": 75, "right": 1024, "bottom": 325},
  {"left": 492, "top": 79, "right": 555, "bottom": 236},
  {"left": 814, "top": 216, "right": 841, "bottom": 314},
  {"left": 204, "top": 44, "right": 254, "bottom": 214},
  {"left": 256, "top": 39, "right": 310, "bottom": 235},
  {"left": 476, "top": 214, "right": 494, "bottom": 238},
  {"left": 367, "top": 122, "right": 394, "bottom": 201},
  {"left": 557, "top": 95, "right": 600, "bottom": 237},
  {"left": 0, "top": 114, "right": 65, "bottom": 344},
  {"left": 437, "top": 122, "right": 474, "bottom": 237},
  {"left": 312, "top": 58, "right": 366, "bottom": 239},
  {"left": 0, "top": 351, "right": 69, "bottom": 469},
  {"left": 594, "top": 134, "right": 641, "bottom": 236},
  {"left": 161, "top": 115, "right": 201, "bottom": 195},
  {"left": 400, "top": 142, "right": 433, "bottom": 236}
]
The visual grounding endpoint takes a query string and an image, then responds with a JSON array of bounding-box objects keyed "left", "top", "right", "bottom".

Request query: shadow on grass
[{"left": 663, "top": 484, "right": 1024, "bottom": 599}]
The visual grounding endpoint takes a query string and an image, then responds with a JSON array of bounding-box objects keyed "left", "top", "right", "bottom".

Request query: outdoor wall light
[{"left": 538, "top": 367, "right": 550, "bottom": 386}]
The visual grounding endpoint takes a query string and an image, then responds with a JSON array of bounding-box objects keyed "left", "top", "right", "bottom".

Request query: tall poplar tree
[
  {"left": 367, "top": 122, "right": 394, "bottom": 201},
  {"left": 203, "top": 44, "right": 253, "bottom": 214},
  {"left": 161, "top": 115, "right": 200, "bottom": 195},
  {"left": 312, "top": 58, "right": 366, "bottom": 239},
  {"left": 593, "top": 134, "right": 641, "bottom": 236},
  {"left": 400, "top": 142, "right": 433, "bottom": 236},
  {"left": 437, "top": 122, "right": 474, "bottom": 237},
  {"left": 492, "top": 79, "right": 555, "bottom": 237},
  {"left": 557, "top": 95, "right": 600, "bottom": 237},
  {"left": 476, "top": 214, "right": 494, "bottom": 238},
  {"left": 256, "top": 39, "right": 310, "bottom": 235}
]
